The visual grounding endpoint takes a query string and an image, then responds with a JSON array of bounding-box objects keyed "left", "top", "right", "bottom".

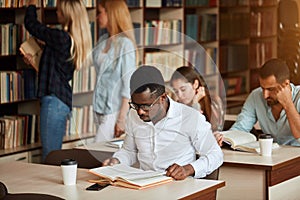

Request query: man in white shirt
[{"left": 103, "top": 65, "right": 223, "bottom": 180}]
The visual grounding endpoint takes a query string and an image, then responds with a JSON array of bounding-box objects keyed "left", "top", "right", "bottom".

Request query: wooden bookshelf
[
  {"left": 219, "top": 0, "right": 278, "bottom": 112},
  {"left": 0, "top": 0, "right": 279, "bottom": 160},
  {"left": 0, "top": 0, "right": 97, "bottom": 162}
]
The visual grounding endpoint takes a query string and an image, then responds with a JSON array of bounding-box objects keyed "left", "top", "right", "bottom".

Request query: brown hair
[
  {"left": 99, "top": 0, "right": 138, "bottom": 63},
  {"left": 99, "top": 0, "right": 136, "bottom": 43},
  {"left": 170, "top": 66, "right": 212, "bottom": 123},
  {"left": 259, "top": 58, "right": 290, "bottom": 83}
]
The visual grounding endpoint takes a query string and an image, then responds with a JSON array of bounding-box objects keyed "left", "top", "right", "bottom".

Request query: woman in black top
[{"left": 24, "top": 0, "right": 92, "bottom": 161}]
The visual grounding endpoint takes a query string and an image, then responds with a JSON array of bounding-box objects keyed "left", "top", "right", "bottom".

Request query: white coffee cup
[
  {"left": 61, "top": 159, "right": 78, "bottom": 185},
  {"left": 259, "top": 134, "right": 273, "bottom": 156}
]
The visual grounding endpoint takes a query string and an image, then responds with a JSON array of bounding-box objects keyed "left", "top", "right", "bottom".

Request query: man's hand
[
  {"left": 165, "top": 163, "right": 194, "bottom": 180},
  {"left": 102, "top": 158, "right": 120, "bottom": 166},
  {"left": 275, "top": 84, "right": 292, "bottom": 109},
  {"left": 213, "top": 131, "right": 224, "bottom": 146}
]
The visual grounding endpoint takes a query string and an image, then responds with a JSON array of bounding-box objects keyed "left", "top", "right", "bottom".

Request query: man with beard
[
  {"left": 216, "top": 58, "right": 300, "bottom": 146},
  {"left": 103, "top": 65, "right": 223, "bottom": 180}
]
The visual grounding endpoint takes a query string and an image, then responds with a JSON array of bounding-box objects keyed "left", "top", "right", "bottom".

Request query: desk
[
  {"left": 0, "top": 162, "right": 225, "bottom": 200},
  {"left": 218, "top": 146, "right": 300, "bottom": 200}
]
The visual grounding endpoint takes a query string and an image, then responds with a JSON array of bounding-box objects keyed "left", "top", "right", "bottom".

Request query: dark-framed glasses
[{"left": 128, "top": 95, "right": 161, "bottom": 111}]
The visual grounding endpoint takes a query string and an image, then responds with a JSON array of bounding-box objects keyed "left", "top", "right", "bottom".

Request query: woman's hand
[
  {"left": 192, "top": 86, "right": 205, "bottom": 105},
  {"left": 22, "top": 53, "right": 35, "bottom": 67},
  {"left": 114, "top": 121, "right": 125, "bottom": 138}
]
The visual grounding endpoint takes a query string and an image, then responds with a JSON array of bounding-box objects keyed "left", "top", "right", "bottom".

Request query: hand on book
[
  {"left": 213, "top": 131, "right": 224, "bottom": 147},
  {"left": 165, "top": 163, "right": 194, "bottom": 180},
  {"left": 102, "top": 157, "right": 120, "bottom": 166},
  {"left": 22, "top": 53, "right": 35, "bottom": 67}
]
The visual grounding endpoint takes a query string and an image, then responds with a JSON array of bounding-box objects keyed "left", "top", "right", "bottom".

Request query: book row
[
  {"left": 0, "top": 114, "right": 38, "bottom": 149},
  {"left": 73, "top": 66, "right": 96, "bottom": 94},
  {"left": 0, "top": 0, "right": 41, "bottom": 8},
  {"left": 145, "top": 0, "right": 182, "bottom": 7},
  {"left": 185, "top": 0, "right": 216, "bottom": 6},
  {"left": 185, "top": 14, "right": 217, "bottom": 43},
  {"left": 44, "top": 0, "right": 95, "bottom": 7},
  {"left": 184, "top": 47, "right": 217, "bottom": 76},
  {"left": 144, "top": 51, "right": 185, "bottom": 81},
  {"left": 223, "top": 76, "right": 247, "bottom": 96},
  {"left": 0, "top": 69, "right": 36, "bottom": 104},
  {"left": 66, "top": 105, "right": 96, "bottom": 137},
  {"left": 0, "top": 24, "right": 30, "bottom": 56},
  {"left": 219, "top": 0, "right": 277, "bottom": 7},
  {"left": 144, "top": 20, "right": 182, "bottom": 46},
  {"left": 250, "top": 10, "right": 277, "bottom": 38}
]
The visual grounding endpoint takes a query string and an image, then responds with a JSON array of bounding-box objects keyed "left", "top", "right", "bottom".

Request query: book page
[
  {"left": 221, "top": 130, "right": 257, "bottom": 148},
  {"left": 89, "top": 164, "right": 164, "bottom": 181},
  {"left": 235, "top": 141, "right": 260, "bottom": 153},
  {"left": 105, "top": 139, "right": 124, "bottom": 149},
  {"left": 115, "top": 175, "right": 173, "bottom": 189},
  {"left": 234, "top": 141, "right": 280, "bottom": 153}
]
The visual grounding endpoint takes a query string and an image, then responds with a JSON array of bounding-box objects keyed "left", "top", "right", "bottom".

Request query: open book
[
  {"left": 105, "top": 138, "right": 124, "bottom": 149},
  {"left": 19, "top": 37, "right": 43, "bottom": 72},
  {"left": 88, "top": 164, "right": 173, "bottom": 190},
  {"left": 221, "top": 130, "right": 279, "bottom": 153}
]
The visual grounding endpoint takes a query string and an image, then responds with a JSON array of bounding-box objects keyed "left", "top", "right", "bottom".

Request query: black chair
[
  {"left": 203, "top": 168, "right": 219, "bottom": 180},
  {"left": 195, "top": 153, "right": 219, "bottom": 180},
  {"left": 0, "top": 182, "right": 64, "bottom": 200},
  {"left": 44, "top": 149, "right": 114, "bottom": 169}
]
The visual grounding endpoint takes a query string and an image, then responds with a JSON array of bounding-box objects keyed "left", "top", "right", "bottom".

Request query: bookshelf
[
  {"left": 219, "top": 0, "right": 278, "bottom": 113},
  {"left": 92, "top": 0, "right": 277, "bottom": 113},
  {"left": 0, "top": 0, "right": 279, "bottom": 161},
  {"left": 0, "top": 1, "right": 96, "bottom": 162}
]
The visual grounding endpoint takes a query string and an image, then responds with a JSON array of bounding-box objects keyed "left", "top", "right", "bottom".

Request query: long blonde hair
[
  {"left": 60, "top": 0, "right": 92, "bottom": 70},
  {"left": 100, "top": 0, "right": 136, "bottom": 49}
]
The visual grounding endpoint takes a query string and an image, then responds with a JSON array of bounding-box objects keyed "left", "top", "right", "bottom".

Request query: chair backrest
[
  {"left": 203, "top": 168, "right": 219, "bottom": 180},
  {"left": 44, "top": 149, "right": 113, "bottom": 169}
]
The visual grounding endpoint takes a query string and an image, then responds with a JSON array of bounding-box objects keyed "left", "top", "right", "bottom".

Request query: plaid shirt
[{"left": 24, "top": 5, "right": 74, "bottom": 109}]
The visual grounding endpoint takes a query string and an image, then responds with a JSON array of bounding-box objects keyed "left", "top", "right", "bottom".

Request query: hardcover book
[
  {"left": 221, "top": 130, "right": 279, "bottom": 153},
  {"left": 19, "top": 37, "right": 43, "bottom": 72},
  {"left": 89, "top": 164, "right": 173, "bottom": 190}
]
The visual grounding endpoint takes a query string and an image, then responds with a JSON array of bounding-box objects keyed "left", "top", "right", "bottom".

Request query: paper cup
[
  {"left": 61, "top": 159, "right": 77, "bottom": 185},
  {"left": 259, "top": 134, "right": 273, "bottom": 156}
]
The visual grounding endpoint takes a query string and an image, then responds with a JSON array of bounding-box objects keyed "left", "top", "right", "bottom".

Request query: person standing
[
  {"left": 92, "top": 0, "right": 137, "bottom": 142},
  {"left": 24, "top": 0, "right": 92, "bottom": 161}
]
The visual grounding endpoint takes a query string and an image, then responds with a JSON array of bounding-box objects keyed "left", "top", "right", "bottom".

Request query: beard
[
  {"left": 266, "top": 98, "right": 279, "bottom": 106},
  {"left": 138, "top": 114, "right": 151, "bottom": 122}
]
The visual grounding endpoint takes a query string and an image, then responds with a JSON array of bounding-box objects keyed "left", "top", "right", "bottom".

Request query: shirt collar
[{"left": 165, "top": 96, "right": 180, "bottom": 119}]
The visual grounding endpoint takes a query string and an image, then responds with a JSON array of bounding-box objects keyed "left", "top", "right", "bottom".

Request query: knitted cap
[{"left": 130, "top": 65, "right": 165, "bottom": 95}]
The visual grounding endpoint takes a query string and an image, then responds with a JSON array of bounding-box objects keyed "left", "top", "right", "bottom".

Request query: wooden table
[
  {"left": 0, "top": 161, "right": 225, "bottom": 200},
  {"left": 218, "top": 146, "right": 300, "bottom": 200}
]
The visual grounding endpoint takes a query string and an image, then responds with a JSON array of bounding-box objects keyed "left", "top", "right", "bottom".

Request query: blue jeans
[{"left": 40, "top": 95, "right": 70, "bottom": 161}]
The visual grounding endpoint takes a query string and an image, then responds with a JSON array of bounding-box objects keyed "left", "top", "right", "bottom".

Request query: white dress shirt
[{"left": 113, "top": 97, "right": 223, "bottom": 178}]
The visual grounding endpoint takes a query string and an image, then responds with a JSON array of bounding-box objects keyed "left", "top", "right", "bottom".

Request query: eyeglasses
[{"left": 128, "top": 95, "right": 161, "bottom": 111}]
